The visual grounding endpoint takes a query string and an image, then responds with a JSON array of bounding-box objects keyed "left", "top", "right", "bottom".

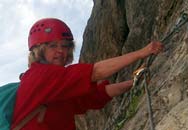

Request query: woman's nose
[{"left": 56, "top": 45, "right": 64, "bottom": 53}]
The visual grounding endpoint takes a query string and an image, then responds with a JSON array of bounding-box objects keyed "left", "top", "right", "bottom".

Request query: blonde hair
[{"left": 28, "top": 41, "right": 75, "bottom": 67}]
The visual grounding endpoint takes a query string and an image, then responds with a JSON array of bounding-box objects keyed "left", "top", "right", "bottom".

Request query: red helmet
[{"left": 28, "top": 18, "right": 73, "bottom": 50}]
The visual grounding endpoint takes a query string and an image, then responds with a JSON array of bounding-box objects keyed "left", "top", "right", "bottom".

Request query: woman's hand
[
  {"left": 139, "top": 41, "right": 163, "bottom": 58},
  {"left": 105, "top": 80, "right": 133, "bottom": 97}
]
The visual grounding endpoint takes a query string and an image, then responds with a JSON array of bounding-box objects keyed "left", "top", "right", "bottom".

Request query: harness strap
[{"left": 13, "top": 105, "right": 47, "bottom": 130}]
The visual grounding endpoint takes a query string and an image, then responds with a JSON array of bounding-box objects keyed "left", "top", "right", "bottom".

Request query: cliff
[{"left": 78, "top": 0, "right": 188, "bottom": 130}]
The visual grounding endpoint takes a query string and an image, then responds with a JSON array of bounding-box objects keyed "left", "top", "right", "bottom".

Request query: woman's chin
[
  {"left": 50, "top": 60, "right": 65, "bottom": 66},
  {"left": 55, "top": 62, "right": 65, "bottom": 66}
]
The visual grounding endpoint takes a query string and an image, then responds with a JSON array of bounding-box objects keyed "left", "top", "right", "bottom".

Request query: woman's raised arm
[{"left": 91, "top": 41, "right": 163, "bottom": 82}]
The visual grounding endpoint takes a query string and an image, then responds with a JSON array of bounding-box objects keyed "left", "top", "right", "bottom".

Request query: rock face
[
  {"left": 156, "top": 99, "right": 188, "bottom": 130},
  {"left": 78, "top": 0, "right": 188, "bottom": 130}
]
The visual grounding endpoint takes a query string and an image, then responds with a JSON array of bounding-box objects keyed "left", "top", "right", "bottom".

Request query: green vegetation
[{"left": 114, "top": 89, "right": 144, "bottom": 130}]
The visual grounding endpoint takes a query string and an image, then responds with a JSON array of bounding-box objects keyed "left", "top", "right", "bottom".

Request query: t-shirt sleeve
[
  {"left": 73, "top": 80, "right": 112, "bottom": 114},
  {"left": 19, "top": 63, "right": 98, "bottom": 104}
]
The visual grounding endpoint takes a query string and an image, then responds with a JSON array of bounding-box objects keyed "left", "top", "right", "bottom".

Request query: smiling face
[{"left": 44, "top": 40, "right": 73, "bottom": 66}]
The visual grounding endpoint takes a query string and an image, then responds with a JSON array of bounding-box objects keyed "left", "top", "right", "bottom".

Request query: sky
[{"left": 0, "top": 0, "right": 93, "bottom": 86}]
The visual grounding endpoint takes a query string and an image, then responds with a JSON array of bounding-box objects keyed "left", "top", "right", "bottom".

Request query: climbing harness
[{"left": 132, "top": 12, "right": 188, "bottom": 130}]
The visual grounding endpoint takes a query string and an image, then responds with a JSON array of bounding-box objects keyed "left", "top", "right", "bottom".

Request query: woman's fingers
[{"left": 150, "top": 41, "right": 163, "bottom": 54}]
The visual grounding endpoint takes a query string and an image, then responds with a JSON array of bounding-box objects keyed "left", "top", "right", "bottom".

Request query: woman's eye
[
  {"left": 61, "top": 44, "right": 70, "bottom": 48},
  {"left": 62, "top": 42, "right": 73, "bottom": 48},
  {"left": 49, "top": 44, "right": 57, "bottom": 48}
]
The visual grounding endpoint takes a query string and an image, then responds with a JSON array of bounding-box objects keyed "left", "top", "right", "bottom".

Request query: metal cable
[{"left": 132, "top": 13, "right": 188, "bottom": 130}]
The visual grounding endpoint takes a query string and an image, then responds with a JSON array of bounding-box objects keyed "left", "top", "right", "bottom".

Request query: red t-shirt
[{"left": 11, "top": 63, "right": 111, "bottom": 130}]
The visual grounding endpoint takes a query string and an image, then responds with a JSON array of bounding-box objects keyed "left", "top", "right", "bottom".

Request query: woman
[{"left": 11, "top": 18, "right": 163, "bottom": 130}]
